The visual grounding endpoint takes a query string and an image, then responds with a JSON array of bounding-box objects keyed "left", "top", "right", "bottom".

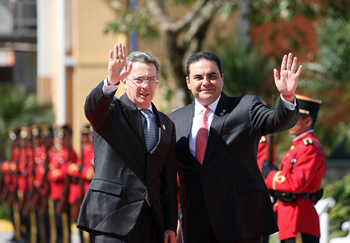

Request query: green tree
[
  {"left": 104, "top": 0, "right": 239, "bottom": 105},
  {"left": 216, "top": 41, "right": 276, "bottom": 100},
  {"left": 323, "top": 174, "right": 350, "bottom": 238},
  {"left": 0, "top": 84, "right": 54, "bottom": 161},
  {"left": 297, "top": 17, "right": 350, "bottom": 155}
]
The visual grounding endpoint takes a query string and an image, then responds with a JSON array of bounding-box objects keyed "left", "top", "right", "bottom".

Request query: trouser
[
  {"left": 19, "top": 209, "right": 30, "bottom": 242},
  {"left": 209, "top": 225, "right": 263, "bottom": 243},
  {"left": 50, "top": 199, "right": 71, "bottom": 243},
  {"left": 281, "top": 233, "right": 319, "bottom": 243},
  {"left": 37, "top": 209, "right": 51, "bottom": 243},
  {"left": 80, "top": 229, "right": 93, "bottom": 243},
  {"left": 91, "top": 203, "right": 158, "bottom": 243},
  {"left": 10, "top": 199, "right": 21, "bottom": 241}
]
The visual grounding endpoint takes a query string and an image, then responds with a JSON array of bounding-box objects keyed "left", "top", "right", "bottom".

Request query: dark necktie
[{"left": 140, "top": 109, "right": 158, "bottom": 153}]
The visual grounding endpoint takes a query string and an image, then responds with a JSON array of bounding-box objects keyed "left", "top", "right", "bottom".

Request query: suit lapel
[
  {"left": 182, "top": 102, "right": 195, "bottom": 140},
  {"left": 174, "top": 102, "right": 197, "bottom": 164},
  {"left": 202, "top": 93, "right": 231, "bottom": 166},
  {"left": 120, "top": 94, "right": 147, "bottom": 151}
]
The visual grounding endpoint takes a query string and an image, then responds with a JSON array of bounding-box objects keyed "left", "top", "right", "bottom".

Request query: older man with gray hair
[{"left": 77, "top": 43, "right": 178, "bottom": 243}]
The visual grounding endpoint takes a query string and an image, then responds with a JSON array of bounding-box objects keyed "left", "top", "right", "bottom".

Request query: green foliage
[
  {"left": 323, "top": 174, "right": 350, "bottom": 238},
  {"left": 216, "top": 41, "right": 276, "bottom": 100},
  {"left": 298, "top": 18, "right": 350, "bottom": 156},
  {"left": 0, "top": 84, "right": 54, "bottom": 160},
  {"left": 105, "top": 6, "right": 159, "bottom": 43},
  {"left": 316, "top": 18, "right": 350, "bottom": 84},
  {"left": 248, "top": 0, "right": 320, "bottom": 24},
  {"left": 248, "top": 0, "right": 350, "bottom": 24},
  {"left": 0, "top": 202, "right": 10, "bottom": 220}
]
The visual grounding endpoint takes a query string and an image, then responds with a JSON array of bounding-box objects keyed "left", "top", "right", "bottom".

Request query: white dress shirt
[{"left": 189, "top": 94, "right": 296, "bottom": 158}]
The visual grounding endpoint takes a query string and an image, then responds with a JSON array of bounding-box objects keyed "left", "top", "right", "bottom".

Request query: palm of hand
[
  {"left": 275, "top": 69, "right": 298, "bottom": 94},
  {"left": 108, "top": 59, "right": 129, "bottom": 82},
  {"left": 274, "top": 53, "right": 302, "bottom": 95}
]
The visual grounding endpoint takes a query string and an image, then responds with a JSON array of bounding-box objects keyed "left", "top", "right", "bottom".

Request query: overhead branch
[
  {"left": 182, "top": 0, "right": 223, "bottom": 48},
  {"left": 147, "top": 0, "right": 212, "bottom": 34}
]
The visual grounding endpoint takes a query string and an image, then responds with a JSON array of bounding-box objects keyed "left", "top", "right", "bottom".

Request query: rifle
[
  {"left": 29, "top": 146, "right": 41, "bottom": 210},
  {"left": 40, "top": 138, "right": 51, "bottom": 214},
  {"left": 56, "top": 147, "right": 71, "bottom": 214},
  {"left": 22, "top": 144, "right": 34, "bottom": 215},
  {"left": 264, "top": 95, "right": 277, "bottom": 204},
  {"left": 0, "top": 160, "right": 8, "bottom": 202},
  {"left": 265, "top": 94, "right": 276, "bottom": 164},
  {"left": 71, "top": 141, "right": 85, "bottom": 221}
]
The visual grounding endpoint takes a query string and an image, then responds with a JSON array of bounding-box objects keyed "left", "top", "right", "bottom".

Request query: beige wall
[{"left": 71, "top": 0, "right": 127, "bottom": 154}]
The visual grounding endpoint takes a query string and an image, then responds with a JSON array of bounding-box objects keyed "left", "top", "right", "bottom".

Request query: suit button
[{"left": 142, "top": 189, "right": 146, "bottom": 194}]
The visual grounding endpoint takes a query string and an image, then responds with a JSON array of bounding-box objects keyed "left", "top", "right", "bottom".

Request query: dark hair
[
  {"left": 186, "top": 51, "right": 223, "bottom": 77},
  {"left": 300, "top": 114, "right": 317, "bottom": 129},
  {"left": 126, "top": 51, "right": 160, "bottom": 77}
]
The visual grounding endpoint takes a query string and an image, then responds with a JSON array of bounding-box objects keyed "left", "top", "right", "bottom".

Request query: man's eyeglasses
[{"left": 126, "top": 77, "right": 159, "bottom": 85}]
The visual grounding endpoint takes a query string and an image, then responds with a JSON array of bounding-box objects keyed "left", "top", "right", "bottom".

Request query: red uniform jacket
[
  {"left": 1, "top": 161, "right": 10, "bottom": 186},
  {"left": 17, "top": 148, "right": 34, "bottom": 193},
  {"left": 67, "top": 160, "right": 82, "bottom": 205},
  {"left": 265, "top": 131, "right": 326, "bottom": 240},
  {"left": 4, "top": 148, "right": 20, "bottom": 193},
  {"left": 48, "top": 147, "right": 77, "bottom": 200},
  {"left": 80, "top": 143, "right": 94, "bottom": 196},
  {"left": 33, "top": 146, "right": 50, "bottom": 195}
]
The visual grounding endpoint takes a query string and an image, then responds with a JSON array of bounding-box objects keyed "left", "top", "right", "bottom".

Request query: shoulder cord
[{"left": 290, "top": 140, "right": 323, "bottom": 173}]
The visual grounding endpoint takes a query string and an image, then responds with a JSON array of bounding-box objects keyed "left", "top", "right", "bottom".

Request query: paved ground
[{"left": 0, "top": 220, "right": 80, "bottom": 243}]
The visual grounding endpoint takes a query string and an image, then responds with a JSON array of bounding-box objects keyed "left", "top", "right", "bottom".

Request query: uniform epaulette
[
  {"left": 259, "top": 136, "right": 266, "bottom": 143},
  {"left": 303, "top": 137, "right": 313, "bottom": 145}
]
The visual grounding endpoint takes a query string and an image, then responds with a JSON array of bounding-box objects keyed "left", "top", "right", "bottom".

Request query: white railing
[
  {"left": 315, "top": 197, "right": 336, "bottom": 243},
  {"left": 329, "top": 221, "right": 350, "bottom": 243}
]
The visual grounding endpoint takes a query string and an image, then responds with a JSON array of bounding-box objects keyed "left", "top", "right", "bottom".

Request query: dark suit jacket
[
  {"left": 169, "top": 93, "right": 299, "bottom": 243},
  {"left": 77, "top": 81, "right": 178, "bottom": 242}
]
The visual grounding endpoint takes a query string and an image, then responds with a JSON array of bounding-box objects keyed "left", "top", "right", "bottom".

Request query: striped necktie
[{"left": 140, "top": 109, "right": 158, "bottom": 153}]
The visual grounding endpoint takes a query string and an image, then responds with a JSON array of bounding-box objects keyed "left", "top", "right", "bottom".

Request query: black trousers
[
  {"left": 282, "top": 233, "right": 319, "bottom": 243},
  {"left": 53, "top": 200, "right": 71, "bottom": 243},
  {"left": 92, "top": 204, "right": 158, "bottom": 243},
  {"left": 209, "top": 226, "right": 263, "bottom": 243}
]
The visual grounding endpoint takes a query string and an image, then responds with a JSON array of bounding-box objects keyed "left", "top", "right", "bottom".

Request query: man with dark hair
[
  {"left": 262, "top": 94, "right": 325, "bottom": 243},
  {"left": 169, "top": 51, "right": 302, "bottom": 243},
  {"left": 77, "top": 43, "right": 177, "bottom": 243}
]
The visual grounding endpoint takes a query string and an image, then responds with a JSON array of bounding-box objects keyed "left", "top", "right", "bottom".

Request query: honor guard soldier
[
  {"left": 1, "top": 127, "right": 21, "bottom": 242},
  {"left": 32, "top": 124, "right": 53, "bottom": 243},
  {"left": 80, "top": 124, "right": 94, "bottom": 197},
  {"left": 78, "top": 124, "right": 94, "bottom": 243},
  {"left": 48, "top": 124, "right": 77, "bottom": 243},
  {"left": 262, "top": 94, "right": 326, "bottom": 243},
  {"left": 17, "top": 126, "right": 35, "bottom": 242}
]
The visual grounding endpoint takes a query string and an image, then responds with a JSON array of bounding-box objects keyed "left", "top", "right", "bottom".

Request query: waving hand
[
  {"left": 107, "top": 43, "right": 133, "bottom": 85},
  {"left": 274, "top": 53, "right": 303, "bottom": 101}
]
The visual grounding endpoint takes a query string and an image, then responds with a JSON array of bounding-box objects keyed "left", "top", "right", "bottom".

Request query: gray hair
[{"left": 126, "top": 51, "right": 160, "bottom": 77}]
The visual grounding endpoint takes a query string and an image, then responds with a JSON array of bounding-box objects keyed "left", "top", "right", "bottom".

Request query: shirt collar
[
  {"left": 293, "top": 129, "right": 314, "bottom": 141},
  {"left": 137, "top": 104, "right": 153, "bottom": 113},
  {"left": 194, "top": 95, "right": 221, "bottom": 117}
]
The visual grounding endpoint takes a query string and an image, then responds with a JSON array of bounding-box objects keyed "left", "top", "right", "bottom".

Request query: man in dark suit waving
[
  {"left": 169, "top": 52, "right": 302, "bottom": 243},
  {"left": 77, "top": 43, "right": 177, "bottom": 243}
]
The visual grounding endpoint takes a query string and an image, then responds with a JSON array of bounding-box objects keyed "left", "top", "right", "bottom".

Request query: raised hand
[
  {"left": 107, "top": 43, "right": 133, "bottom": 85},
  {"left": 274, "top": 53, "right": 303, "bottom": 101}
]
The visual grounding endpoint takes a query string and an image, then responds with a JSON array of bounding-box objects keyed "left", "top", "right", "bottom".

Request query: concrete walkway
[{"left": 0, "top": 220, "right": 80, "bottom": 243}]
